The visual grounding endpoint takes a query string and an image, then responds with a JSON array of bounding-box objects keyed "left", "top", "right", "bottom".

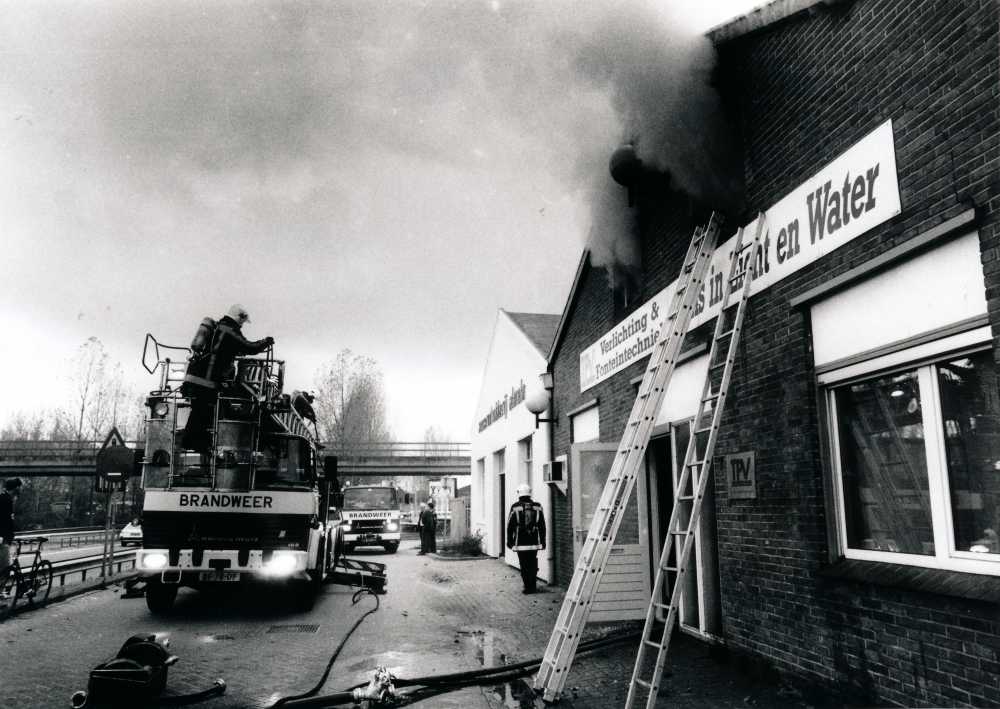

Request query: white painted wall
[
  {"left": 470, "top": 309, "right": 554, "bottom": 582},
  {"left": 811, "top": 231, "right": 987, "bottom": 367}
]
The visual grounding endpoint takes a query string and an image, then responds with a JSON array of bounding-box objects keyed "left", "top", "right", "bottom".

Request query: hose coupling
[{"left": 351, "top": 666, "right": 395, "bottom": 705}]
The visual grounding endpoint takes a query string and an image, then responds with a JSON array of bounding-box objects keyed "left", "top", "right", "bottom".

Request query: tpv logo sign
[{"left": 725, "top": 451, "right": 756, "bottom": 500}]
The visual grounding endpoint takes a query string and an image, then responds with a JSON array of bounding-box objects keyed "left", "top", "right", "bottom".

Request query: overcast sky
[{"left": 0, "top": 0, "right": 765, "bottom": 442}]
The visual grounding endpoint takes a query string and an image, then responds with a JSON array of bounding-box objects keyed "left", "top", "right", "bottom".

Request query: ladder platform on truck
[{"left": 328, "top": 558, "right": 388, "bottom": 594}]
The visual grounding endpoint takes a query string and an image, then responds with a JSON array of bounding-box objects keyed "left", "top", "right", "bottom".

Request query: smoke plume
[{"left": 570, "top": 1, "right": 746, "bottom": 287}]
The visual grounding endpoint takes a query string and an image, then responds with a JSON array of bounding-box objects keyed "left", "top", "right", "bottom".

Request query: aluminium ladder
[
  {"left": 534, "top": 212, "right": 725, "bottom": 703},
  {"left": 624, "top": 214, "right": 766, "bottom": 709}
]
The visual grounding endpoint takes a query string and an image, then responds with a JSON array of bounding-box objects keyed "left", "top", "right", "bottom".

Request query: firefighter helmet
[
  {"left": 227, "top": 304, "right": 250, "bottom": 324},
  {"left": 517, "top": 484, "right": 531, "bottom": 497}
]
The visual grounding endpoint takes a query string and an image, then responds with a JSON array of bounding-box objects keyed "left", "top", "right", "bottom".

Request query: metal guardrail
[
  {"left": 49, "top": 549, "right": 137, "bottom": 587},
  {"left": 15, "top": 528, "right": 127, "bottom": 548}
]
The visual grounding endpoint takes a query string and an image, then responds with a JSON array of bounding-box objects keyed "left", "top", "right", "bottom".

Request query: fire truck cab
[{"left": 340, "top": 483, "right": 402, "bottom": 554}]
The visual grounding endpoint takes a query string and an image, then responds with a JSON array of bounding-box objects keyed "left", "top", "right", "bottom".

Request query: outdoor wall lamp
[{"left": 525, "top": 372, "right": 557, "bottom": 429}]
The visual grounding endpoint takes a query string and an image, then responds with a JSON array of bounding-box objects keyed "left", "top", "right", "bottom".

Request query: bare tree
[
  {"left": 313, "top": 350, "right": 393, "bottom": 447},
  {"left": 53, "top": 338, "right": 144, "bottom": 525},
  {"left": 56, "top": 337, "right": 141, "bottom": 443}
]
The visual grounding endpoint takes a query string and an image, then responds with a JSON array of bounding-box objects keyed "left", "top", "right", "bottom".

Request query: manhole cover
[{"left": 266, "top": 624, "right": 320, "bottom": 634}]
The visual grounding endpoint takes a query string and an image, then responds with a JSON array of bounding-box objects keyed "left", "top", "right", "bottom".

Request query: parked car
[{"left": 118, "top": 519, "right": 142, "bottom": 547}]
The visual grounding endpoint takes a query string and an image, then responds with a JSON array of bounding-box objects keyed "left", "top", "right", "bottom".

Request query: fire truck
[
  {"left": 133, "top": 336, "right": 349, "bottom": 614},
  {"left": 340, "top": 483, "right": 403, "bottom": 554}
]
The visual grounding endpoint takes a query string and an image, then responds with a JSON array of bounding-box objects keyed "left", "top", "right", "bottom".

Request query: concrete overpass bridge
[
  {"left": 0, "top": 440, "right": 471, "bottom": 479},
  {"left": 326, "top": 442, "right": 470, "bottom": 478}
]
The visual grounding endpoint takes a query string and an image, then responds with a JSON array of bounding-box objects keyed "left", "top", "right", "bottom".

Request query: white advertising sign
[{"left": 581, "top": 119, "right": 901, "bottom": 392}]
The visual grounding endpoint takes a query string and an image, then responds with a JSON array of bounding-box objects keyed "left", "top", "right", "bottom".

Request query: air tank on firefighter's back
[{"left": 189, "top": 317, "right": 217, "bottom": 354}]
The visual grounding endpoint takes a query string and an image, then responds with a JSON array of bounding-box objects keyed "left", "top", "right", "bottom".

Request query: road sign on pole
[
  {"left": 96, "top": 428, "right": 130, "bottom": 579},
  {"left": 96, "top": 427, "right": 133, "bottom": 483}
]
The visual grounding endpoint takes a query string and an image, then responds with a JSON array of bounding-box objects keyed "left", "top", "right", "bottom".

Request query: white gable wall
[{"left": 471, "top": 310, "right": 553, "bottom": 583}]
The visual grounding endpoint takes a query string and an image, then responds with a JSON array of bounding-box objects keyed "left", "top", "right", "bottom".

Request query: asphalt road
[{"left": 0, "top": 533, "right": 496, "bottom": 709}]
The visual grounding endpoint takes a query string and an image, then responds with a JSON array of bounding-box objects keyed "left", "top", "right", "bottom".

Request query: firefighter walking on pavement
[{"left": 506, "top": 484, "right": 545, "bottom": 594}]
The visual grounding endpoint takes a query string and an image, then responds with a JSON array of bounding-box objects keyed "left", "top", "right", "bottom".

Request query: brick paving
[{"left": 0, "top": 535, "right": 853, "bottom": 709}]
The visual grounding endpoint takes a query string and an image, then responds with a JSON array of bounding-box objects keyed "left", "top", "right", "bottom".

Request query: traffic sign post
[{"left": 95, "top": 428, "right": 131, "bottom": 580}]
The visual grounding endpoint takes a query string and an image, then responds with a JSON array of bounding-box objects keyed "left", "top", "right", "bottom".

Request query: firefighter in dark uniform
[
  {"left": 180, "top": 304, "right": 274, "bottom": 452},
  {"left": 506, "top": 484, "right": 546, "bottom": 594}
]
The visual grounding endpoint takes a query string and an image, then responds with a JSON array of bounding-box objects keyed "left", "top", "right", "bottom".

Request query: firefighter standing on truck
[
  {"left": 506, "top": 484, "right": 546, "bottom": 594},
  {"left": 180, "top": 304, "right": 274, "bottom": 452}
]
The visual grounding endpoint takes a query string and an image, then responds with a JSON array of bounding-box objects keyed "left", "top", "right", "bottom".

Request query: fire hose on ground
[
  {"left": 272, "top": 620, "right": 644, "bottom": 708},
  {"left": 69, "top": 586, "right": 643, "bottom": 708}
]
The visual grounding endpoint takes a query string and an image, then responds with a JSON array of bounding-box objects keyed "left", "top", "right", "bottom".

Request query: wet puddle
[
  {"left": 457, "top": 630, "right": 545, "bottom": 708},
  {"left": 456, "top": 629, "right": 505, "bottom": 668},
  {"left": 490, "top": 678, "right": 546, "bottom": 708}
]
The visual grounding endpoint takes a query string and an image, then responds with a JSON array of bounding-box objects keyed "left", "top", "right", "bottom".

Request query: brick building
[{"left": 531, "top": 0, "right": 1000, "bottom": 706}]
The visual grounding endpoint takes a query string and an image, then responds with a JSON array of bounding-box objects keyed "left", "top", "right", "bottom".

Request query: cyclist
[{"left": 0, "top": 478, "right": 23, "bottom": 591}]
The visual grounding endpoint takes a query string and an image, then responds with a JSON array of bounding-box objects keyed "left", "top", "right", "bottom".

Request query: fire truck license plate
[
  {"left": 359, "top": 534, "right": 378, "bottom": 542},
  {"left": 199, "top": 572, "right": 241, "bottom": 582}
]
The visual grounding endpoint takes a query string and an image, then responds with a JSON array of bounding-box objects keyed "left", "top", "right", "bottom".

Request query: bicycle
[{"left": 0, "top": 536, "right": 53, "bottom": 620}]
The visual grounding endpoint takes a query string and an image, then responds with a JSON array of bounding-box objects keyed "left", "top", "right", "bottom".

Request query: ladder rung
[
  {"left": 694, "top": 426, "right": 713, "bottom": 435},
  {"left": 652, "top": 602, "right": 671, "bottom": 610},
  {"left": 661, "top": 565, "right": 678, "bottom": 572},
  {"left": 644, "top": 639, "right": 663, "bottom": 650},
  {"left": 669, "top": 530, "right": 688, "bottom": 536},
  {"left": 703, "top": 392, "right": 720, "bottom": 402},
  {"left": 677, "top": 494, "right": 695, "bottom": 501},
  {"left": 635, "top": 678, "right": 654, "bottom": 690},
  {"left": 687, "top": 460, "right": 704, "bottom": 468}
]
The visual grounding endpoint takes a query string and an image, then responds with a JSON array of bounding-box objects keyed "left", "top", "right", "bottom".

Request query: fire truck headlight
[
  {"left": 268, "top": 554, "right": 297, "bottom": 573},
  {"left": 143, "top": 553, "right": 167, "bottom": 569},
  {"left": 342, "top": 523, "right": 351, "bottom": 532},
  {"left": 387, "top": 522, "right": 398, "bottom": 532},
  {"left": 153, "top": 402, "right": 169, "bottom": 418}
]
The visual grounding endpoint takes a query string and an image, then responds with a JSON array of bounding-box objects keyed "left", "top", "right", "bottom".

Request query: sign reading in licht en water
[
  {"left": 580, "top": 119, "right": 901, "bottom": 392},
  {"left": 725, "top": 451, "right": 756, "bottom": 500}
]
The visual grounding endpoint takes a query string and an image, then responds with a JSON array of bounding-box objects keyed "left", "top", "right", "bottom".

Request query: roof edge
[
  {"left": 547, "top": 248, "right": 590, "bottom": 367},
  {"left": 707, "top": 0, "right": 843, "bottom": 45}
]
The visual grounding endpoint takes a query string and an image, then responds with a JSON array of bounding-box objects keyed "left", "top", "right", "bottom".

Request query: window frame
[
  {"left": 823, "top": 330, "right": 1000, "bottom": 576},
  {"left": 518, "top": 435, "right": 532, "bottom": 487}
]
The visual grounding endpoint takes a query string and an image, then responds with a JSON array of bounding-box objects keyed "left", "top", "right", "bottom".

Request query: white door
[
  {"left": 669, "top": 420, "right": 722, "bottom": 637},
  {"left": 571, "top": 442, "right": 652, "bottom": 621}
]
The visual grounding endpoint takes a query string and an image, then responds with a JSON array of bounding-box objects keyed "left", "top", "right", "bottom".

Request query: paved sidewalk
[{"left": 335, "top": 539, "right": 848, "bottom": 709}]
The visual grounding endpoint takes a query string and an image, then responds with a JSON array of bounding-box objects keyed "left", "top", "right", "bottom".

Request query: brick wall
[
  {"left": 711, "top": 1, "right": 1000, "bottom": 706},
  {"left": 547, "top": 0, "right": 999, "bottom": 705},
  {"left": 549, "top": 190, "right": 696, "bottom": 585}
]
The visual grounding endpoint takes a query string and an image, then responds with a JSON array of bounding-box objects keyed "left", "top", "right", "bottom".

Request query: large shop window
[
  {"left": 827, "top": 345, "right": 1000, "bottom": 572},
  {"left": 814, "top": 228, "right": 995, "bottom": 574}
]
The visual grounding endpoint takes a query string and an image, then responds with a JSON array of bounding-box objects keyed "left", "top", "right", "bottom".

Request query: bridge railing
[
  {"left": 324, "top": 442, "right": 471, "bottom": 460},
  {"left": 0, "top": 440, "right": 144, "bottom": 463}
]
